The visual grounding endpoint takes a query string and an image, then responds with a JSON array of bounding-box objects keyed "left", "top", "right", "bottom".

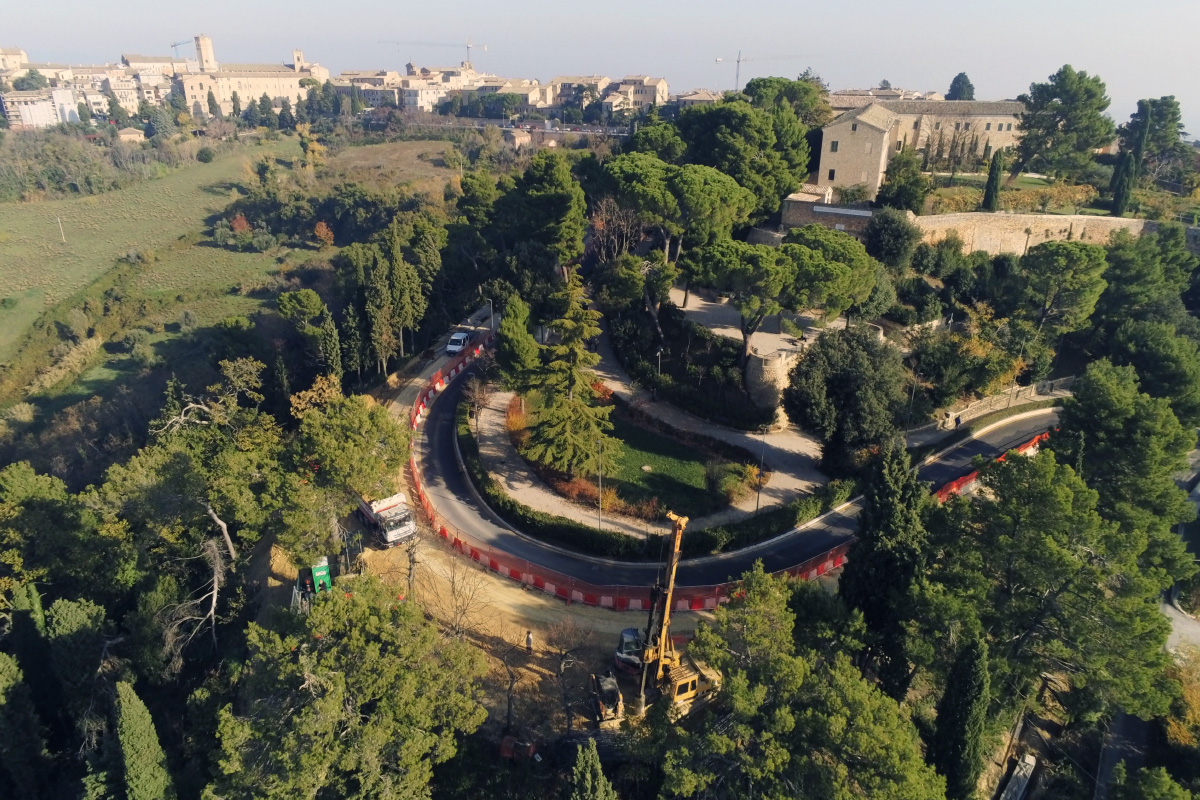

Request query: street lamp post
[
  {"left": 906, "top": 371, "right": 923, "bottom": 430},
  {"left": 488, "top": 298, "right": 494, "bottom": 332},
  {"left": 656, "top": 347, "right": 663, "bottom": 376},
  {"left": 596, "top": 438, "right": 603, "bottom": 531},
  {"left": 755, "top": 426, "right": 768, "bottom": 514}
]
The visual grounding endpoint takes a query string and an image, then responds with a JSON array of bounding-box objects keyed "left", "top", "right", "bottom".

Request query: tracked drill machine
[{"left": 615, "top": 511, "right": 719, "bottom": 715}]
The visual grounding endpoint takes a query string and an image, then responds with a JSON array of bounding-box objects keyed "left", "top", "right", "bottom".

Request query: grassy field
[
  {"left": 322, "top": 140, "right": 456, "bottom": 194},
  {"left": 606, "top": 414, "right": 727, "bottom": 517},
  {"left": 0, "top": 138, "right": 300, "bottom": 362}
]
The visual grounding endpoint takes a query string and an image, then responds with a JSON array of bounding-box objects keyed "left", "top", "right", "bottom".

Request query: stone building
[
  {"left": 601, "top": 75, "right": 669, "bottom": 114},
  {"left": 818, "top": 100, "right": 1023, "bottom": 198},
  {"left": 0, "top": 47, "right": 29, "bottom": 71},
  {"left": 175, "top": 36, "right": 327, "bottom": 118},
  {"left": 676, "top": 88, "right": 722, "bottom": 108}
]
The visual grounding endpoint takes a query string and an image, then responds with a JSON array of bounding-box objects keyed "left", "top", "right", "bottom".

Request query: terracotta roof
[
  {"left": 121, "top": 54, "right": 176, "bottom": 63},
  {"left": 218, "top": 63, "right": 296, "bottom": 74},
  {"left": 827, "top": 103, "right": 898, "bottom": 132},
  {"left": 878, "top": 100, "right": 1023, "bottom": 116}
]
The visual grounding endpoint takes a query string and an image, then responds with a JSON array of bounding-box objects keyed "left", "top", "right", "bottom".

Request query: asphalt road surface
[{"left": 418, "top": 369, "right": 1060, "bottom": 588}]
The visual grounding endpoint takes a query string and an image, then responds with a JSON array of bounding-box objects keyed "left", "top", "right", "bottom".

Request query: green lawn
[
  {"left": 0, "top": 138, "right": 300, "bottom": 362},
  {"left": 606, "top": 414, "right": 727, "bottom": 518}
]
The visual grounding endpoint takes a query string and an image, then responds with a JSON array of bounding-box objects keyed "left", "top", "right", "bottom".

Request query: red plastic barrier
[{"left": 933, "top": 432, "right": 1050, "bottom": 502}]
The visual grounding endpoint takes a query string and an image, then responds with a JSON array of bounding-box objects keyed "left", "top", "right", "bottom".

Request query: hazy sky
[{"left": 7, "top": 0, "right": 1199, "bottom": 135}]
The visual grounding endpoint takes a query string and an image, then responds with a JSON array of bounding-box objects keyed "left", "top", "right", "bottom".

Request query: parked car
[{"left": 446, "top": 331, "right": 472, "bottom": 355}]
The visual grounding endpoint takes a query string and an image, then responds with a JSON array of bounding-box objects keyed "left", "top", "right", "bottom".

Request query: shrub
[
  {"left": 195, "top": 146, "right": 215, "bottom": 163},
  {"left": 121, "top": 328, "right": 150, "bottom": 352}
]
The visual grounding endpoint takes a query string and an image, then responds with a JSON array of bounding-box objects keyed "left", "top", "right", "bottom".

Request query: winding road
[{"left": 416, "top": 366, "right": 1060, "bottom": 589}]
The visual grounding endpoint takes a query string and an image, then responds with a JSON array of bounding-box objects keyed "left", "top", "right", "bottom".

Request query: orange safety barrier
[
  {"left": 401, "top": 332, "right": 859, "bottom": 610},
  {"left": 933, "top": 432, "right": 1051, "bottom": 502}
]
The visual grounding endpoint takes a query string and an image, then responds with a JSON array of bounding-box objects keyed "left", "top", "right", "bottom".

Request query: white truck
[{"left": 357, "top": 493, "right": 418, "bottom": 547}]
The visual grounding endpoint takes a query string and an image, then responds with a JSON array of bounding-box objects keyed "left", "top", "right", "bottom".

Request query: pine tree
[
  {"left": 567, "top": 739, "right": 618, "bottom": 800},
  {"left": 982, "top": 150, "right": 1004, "bottom": 212},
  {"left": 496, "top": 294, "right": 541, "bottom": 393},
  {"left": 933, "top": 637, "right": 990, "bottom": 800},
  {"left": 317, "top": 307, "right": 343, "bottom": 381},
  {"left": 838, "top": 441, "right": 928, "bottom": 699},
  {"left": 114, "top": 682, "right": 175, "bottom": 800},
  {"left": 524, "top": 270, "right": 619, "bottom": 478},
  {"left": 340, "top": 303, "right": 366, "bottom": 379},
  {"left": 0, "top": 653, "right": 49, "bottom": 800}
]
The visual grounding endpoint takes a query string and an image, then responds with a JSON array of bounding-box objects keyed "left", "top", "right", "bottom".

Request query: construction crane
[
  {"left": 715, "top": 51, "right": 807, "bottom": 92},
  {"left": 616, "top": 511, "right": 719, "bottom": 716},
  {"left": 378, "top": 38, "right": 487, "bottom": 67},
  {"left": 169, "top": 39, "right": 192, "bottom": 59}
]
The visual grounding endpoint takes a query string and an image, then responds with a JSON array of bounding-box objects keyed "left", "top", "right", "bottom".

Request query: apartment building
[
  {"left": 103, "top": 75, "right": 139, "bottom": 114},
  {"left": 601, "top": 75, "right": 668, "bottom": 114}
]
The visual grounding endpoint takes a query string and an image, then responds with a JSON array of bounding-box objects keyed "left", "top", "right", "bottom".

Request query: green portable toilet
[{"left": 312, "top": 556, "right": 332, "bottom": 593}]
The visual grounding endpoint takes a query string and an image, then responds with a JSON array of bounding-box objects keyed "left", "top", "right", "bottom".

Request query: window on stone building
[
  {"left": 830, "top": 140, "right": 839, "bottom": 153},
  {"left": 828, "top": 168, "right": 836, "bottom": 181},
  {"left": 1007, "top": 123, "right": 1013, "bottom": 131},
  {"left": 965, "top": 123, "right": 971, "bottom": 130},
  {"left": 896, "top": 140, "right": 903, "bottom": 151},
  {"left": 986, "top": 122, "right": 992, "bottom": 130},
  {"left": 955, "top": 122, "right": 961, "bottom": 131},
  {"left": 934, "top": 122, "right": 941, "bottom": 130},
  {"left": 851, "top": 123, "right": 858, "bottom": 132}
]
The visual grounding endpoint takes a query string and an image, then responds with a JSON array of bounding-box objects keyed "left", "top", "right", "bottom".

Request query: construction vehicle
[
  {"left": 617, "top": 511, "right": 720, "bottom": 715},
  {"left": 589, "top": 672, "right": 625, "bottom": 730},
  {"left": 357, "top": 492, "right": 417, "bottom": 547}
]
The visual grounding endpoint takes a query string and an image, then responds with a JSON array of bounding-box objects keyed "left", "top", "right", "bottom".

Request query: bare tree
[
  {"left": 428, "top": 554, "right": 494, "bottom": 639},
  {"left": 546, "top": 618, "right": 594, "bottom": 733},
  {"left": 589, "top": 196, "right": 642, "bottom": 262},
  {"left": 161, "top": 538, "right": 226, "bottom": 675},
  {"left": 463, "top": 376, "right": 492, "bottom": 433}
]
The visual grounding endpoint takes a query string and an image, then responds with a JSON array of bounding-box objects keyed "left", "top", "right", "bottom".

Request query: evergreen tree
[
  {"left": 875, "top": 148, "right": 932, "bottom": 214},
  {"left": 206, "top": 90, "right": 221, "bottom": 119},
  {"left": 1010, "top": 65, "right": 1115, "bottom": 181},
  {"left": 982, "top": 150, "right": 1004, "bottom": 212},
  {"left": 114, "top": 682, "right": 175, "bottom": 800},
  {"left": 1129, "top": 99, "right": 1153, "bottom": 182},
  {"left": 567, "top": 739, "right": 618, "bottom": 800},
  {"left": 933, "top": 637, "right": 990, "bottom": 800},
  {"left": 277, "top": 97, "right": 295, "bottom": 130},
  {"left": 838, "top": 441, "right": 928, "bottom": 698},
  {"left": 0, "top": 653, "right": 48, "bottom": 800},
  {"left": 230, "top": 91, "right": 242, "bottom": 119},
  {"left": 242, "top": 99, "right": 260, "bottom": 128},
  {"left": 524, "top": 271, "right": 619, "bottom": 478},
  {"left": 365, "top": 260, "right": 398, "bottom": 373},
  {"left": 946, "top": 72, "right": 976, "bottom": 101},
  {"left": 340, "top": 303, "right": 366, "bottom": 379},
  {"left": 1111, "top": 150, "right": 1134, "bottom": 217},
  {"left": 389, "top": 256, "right": 425, "bottom": 358},
  {"left": 317, "top": 307, "right": 343, "bottom": 381},
  {"left": 496, "top": 294, "right": 541, "bottom": 393},
  {"left": 47, "top": 598, "right": 107, "bottom": 726}
]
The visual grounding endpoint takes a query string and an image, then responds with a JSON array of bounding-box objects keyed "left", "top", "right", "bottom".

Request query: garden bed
[{"left": 507, "top": 394, "right": 767, "bottom": 521}]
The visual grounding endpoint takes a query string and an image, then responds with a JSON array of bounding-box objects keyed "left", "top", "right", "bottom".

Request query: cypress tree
[
  {"left": 982, "top": 150, "right": 1004, "bottom": 212},
  {"left": 114, "top": 682, "right": 175, "bottom": 800},
  {"left": 389, "top": 255, "right": 425, "bottom": 358},
  {"left": 340, "top": 303, "right": 366, "bottom": 379},
  {"left": 365, "top": 261, "right": 397, "bottom": 373},
  {"left": 838, "top": 441, "right": 928, "bottom": 699},
  {"left": 1130, "top": 99, "right": 1152, "bottom": 181},
  {"left": 318, "top": 307, "right": 343, "bottom": 381},
  {"left": 47, "top": 598, "right": 107, "bottom": 725},
  {"left": 206, "top": 90, "right": 221, "bottom": 119},
  {"left": 1111, "top": 151, "right": 1133, "bottom": 218},
  {"left": 567, "top": 739, "right": 618, "bottom": 800},
  {"left": 933, "top": 637, "right": 990, "bottom": 800},
  {"left": 230, "top": 91, "right": 241, "bottom": 119},
  {"left": 0, "top": 653, "right": 49, "bottom": 800}
]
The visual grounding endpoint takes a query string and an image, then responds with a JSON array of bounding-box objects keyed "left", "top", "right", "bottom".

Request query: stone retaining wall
[{"left": 914, "top": 212, "right": 1150, "bottom": 254}]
